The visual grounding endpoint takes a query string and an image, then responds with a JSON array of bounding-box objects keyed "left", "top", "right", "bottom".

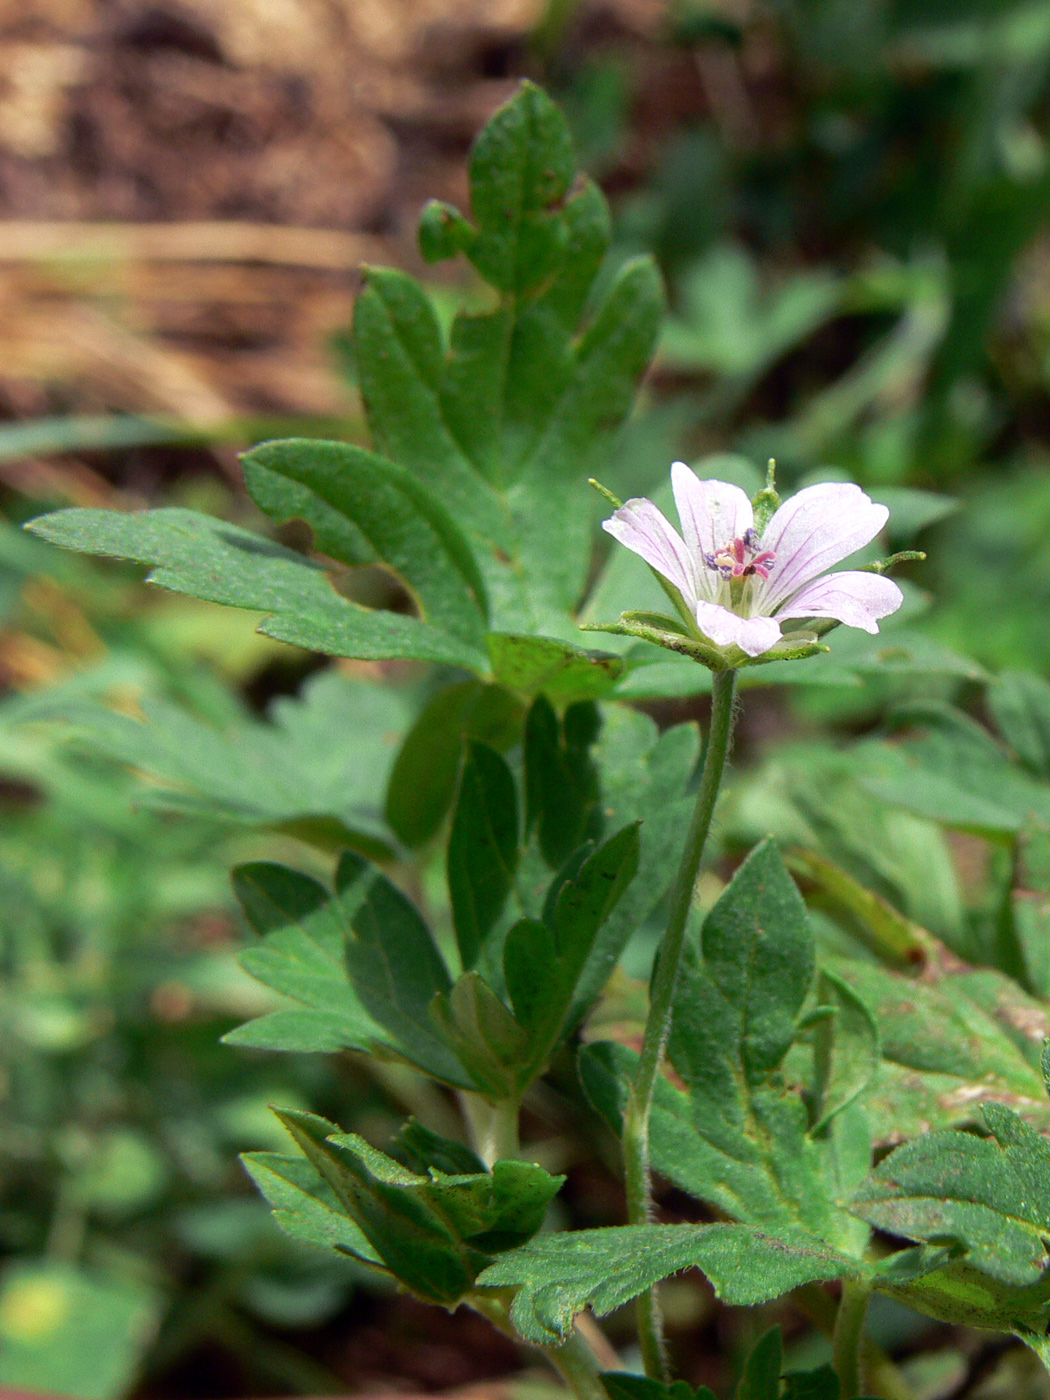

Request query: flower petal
[
  {"left": 603, "top": 497, "right": 699, "bottom": 609},
  {"left": 671, "top": 462, "right": 754, "bottom": 603},
  {"left": 757, "top": 483, "right": 889, "bottom": 611},
  {"left": 775, "top": 571, "right": 904, "bottom": 634},
  {"left": 695, "top": 601, "right": 783, "bottom": 657}
]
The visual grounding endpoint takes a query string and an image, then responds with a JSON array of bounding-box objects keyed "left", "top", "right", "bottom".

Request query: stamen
[{"left": 701, "top": 534, "right": 776, "bottom": 582}]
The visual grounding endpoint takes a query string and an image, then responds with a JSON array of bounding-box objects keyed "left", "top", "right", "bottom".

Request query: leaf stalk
[
  {"left": 461, "top": 1091, "right": 521, "bottom": 1166},
  {"left": 832, "top": 1280, "right": 871, "bottom": 1399},
  {"left": 469, "top": 1292, "right": 608, "bottom": 1400}
]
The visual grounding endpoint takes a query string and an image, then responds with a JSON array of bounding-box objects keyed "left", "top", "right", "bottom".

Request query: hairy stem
[
  {"left": 470, "top": 1293, "right": 608, "bottom": 1400},
  {"left": 461, "top": 1092, "right": 521, "bottom": 1165},
  {"left": 794, "top": 1284, "right": 915, "bottom": 1400},
  {"left": 832, "top": 1282, "right": 871, "bottom": 1400},
  {"left": 622, "top": 668, "right": 738, "bottom": 1380}
]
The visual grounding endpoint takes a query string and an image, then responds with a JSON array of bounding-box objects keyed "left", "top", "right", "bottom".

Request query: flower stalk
[{"left": 622, "top": 667, "right": 739, "bottom": 1380}]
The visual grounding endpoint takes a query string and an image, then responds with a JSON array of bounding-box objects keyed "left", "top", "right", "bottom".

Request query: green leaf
[
  {"left": 737, "top": 1326, "right": 782, "bottom": 1400},
  {"left": 391, "top": 1121, "right": 486, "bottom": 1177},
  {"left": 385, "top": 679, "right": 523, "bottom": 848},
  {"left": 880, "top": 1258, "right": 1050, "bottom": 1333},
  {"left": 352, "top": 265, "right": 505, "bottom": 533},
  {"left": 865, "top": 702, "right": 1050, "bottom": 838},
  {"left": 830, "top": 631, "right": 987, "bottom": 684},
  {"left": 430, "top": 972, "right": 532, "bottom": 1100},
  {"left": 569, "top": 709, "right": 700, "bottom": 1024},
  {"left": 827, "top": 958, "right": 1050, "bottom": 1141},
  {"left": 869, "top": 486, "right": 959, "bottom": 541},
  {"left": 465, "top": 80, "right": 575, "bottom": 294},
  {"left": 602, "top": 1339, "right": 844, "bottom": 1400},
  {"left": 1012, "top": 819, "right": 1050, "bottom": 997},
  {"left": 780, "top": 1368, "right": 842, "bottom": 1400},
  {"left": 657, "top": 243, "right": 840, "bottom": 383},
  {"left": 448, "top": 741, "right": 520, "bottom": 969},
  {"left": 504, "top": 823, "right": 640, "bottom": 1077},
  {"left": 810, "top": 969, "right": 880, "bottom": 1133},
  {"left": 337, "top": 852, "right": 463, "bottom": 1083},
  {"left": 242, "top": 437, "right": 489, "bottom": 636},
  {"left": 747, "top": 739, "right": 966, "bottom": 951},
  {"left": 0, "top": 1262, "right": 161, "bottom": 1400},
  {"left": 25, "top": 507, "right": 488, "bottom": 669},
  {"left": 418, "top": 199, "right": 476, "bottom": 263},
  {"left": 17, "top": 669, "right": 412, "bottom": 857},
  {"left": 488, "top": 634, "right": 625, "bottom": 702},
  {"left": 785, "top": 850, "right": 934, "bottom": 969},
  {"left": 225, "top": 861, "right": 388, "bottom": 1054},
  {"left": 241, "top": 1151, "right": 382, "bottom": 1265},
  {"left": 272, "top": 1108, "right": 562, "bottom": 1305},
  {"left": 602, "top": 1373, "right": 715, "bottom": 1400},
  {"left": 227, "top": 854, "right": 467, "bottom": 1086},
  {"left": 354, "top": 88, "right": 661, "bottom": 630},
  {"left": 581, "top": 842, "right": 863, "bottom": 1254},
  {"left": 524, "top": 695, "right": 601, "bottom": 868},
  {"left": 478, "top": 1222, "right": 858, "bottom": 1345},
  {"left": 851, "top": 1101, "right": 1050, "bottom": 1286},
  {"left": 989, "top": 670, "right": 1050, "bottom": 780},
  {"left": 26, "top": 87, "right": 662, "bottom": 677}
]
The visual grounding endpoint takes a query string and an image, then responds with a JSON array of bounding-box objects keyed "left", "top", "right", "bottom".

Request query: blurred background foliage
[{"left": 4, "top": 0, "right": 1050, "bottom": 1397}]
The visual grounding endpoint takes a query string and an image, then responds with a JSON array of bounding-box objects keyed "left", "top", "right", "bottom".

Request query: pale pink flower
[{"left": 602, "top": 462, "right": 903, "bottom": 658}]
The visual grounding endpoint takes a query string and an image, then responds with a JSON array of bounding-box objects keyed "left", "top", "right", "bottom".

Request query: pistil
[{"left": 703, "top": 532, "right": 776, "bottom": 583}]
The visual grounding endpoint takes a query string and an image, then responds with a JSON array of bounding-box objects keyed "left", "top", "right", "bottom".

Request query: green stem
[
  {"left": 45, "top": 1180, "right": 87, "bottom": 1263},
  {"left": 548, "top": 1327, "right": 613, "bottom": 1400},
  {"left": 832, "top": 1282, "right": 871, "bottom": 1400},
  {"left": 461, "top": 1092, "right": 521, "bottom": 1165},
  {"left": 470, "top": 1293, "right": 608, "bottom": 1400},
  {"left": 795, "top": 1284, "right": 916, "bottom": 1400},
  {"left": 622, "top": 668, "right": 738, "bottom": 1381}
]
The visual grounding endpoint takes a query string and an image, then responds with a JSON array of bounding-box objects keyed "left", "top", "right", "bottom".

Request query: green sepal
[
  {"left": 751, "top": 459, "right": 781, "bottom": 536},
  {"left": 618, "top": 609, "right": 692, "bottom": 637},
  {"left": 860, "top": 550, "right": 926, "bottom": 575},
  {"left": 581, "top": 615, "right": 727, "bottom": 671}
]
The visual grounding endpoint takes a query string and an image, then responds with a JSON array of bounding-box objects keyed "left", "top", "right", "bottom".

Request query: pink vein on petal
[
  {"left": 603, "top": 497, "right": 700, "bottom": 609},
  {"left": 671, "top": 462, "right": 754, "bottom": 603},
  {"left": 695, "top": 601, "right": 782, "bottom": 656},
  {"left": 757, "top": 483, "right": 889, "bottom": 611},
  {"left": 776, "top": 571, "right": 903, "bottom": 634}
]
